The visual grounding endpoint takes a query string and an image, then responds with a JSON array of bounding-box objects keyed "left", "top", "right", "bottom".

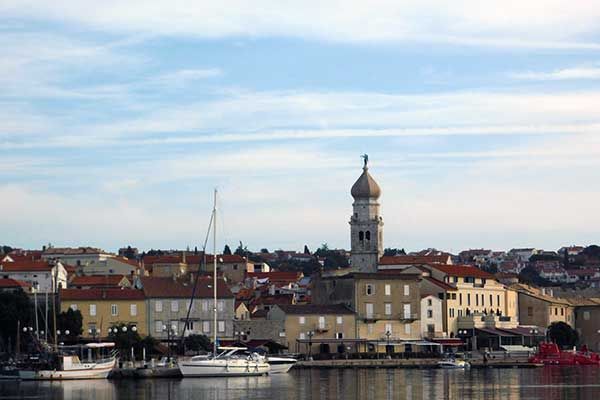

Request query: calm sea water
[{"left": 2, "top": 368, "right": 600, "bottom": 400}]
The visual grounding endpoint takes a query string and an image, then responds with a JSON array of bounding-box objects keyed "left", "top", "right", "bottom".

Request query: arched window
[
  {"left": 359, "top": 231, "right": 364, "bottom": 241},
  {"left": 365, "top": 231, "right": 371, "bottom": 240}
]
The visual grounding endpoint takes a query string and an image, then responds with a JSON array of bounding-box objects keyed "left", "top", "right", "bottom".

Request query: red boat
[{"left": 529, "top": 342, "right": 600, "bottom": 366}]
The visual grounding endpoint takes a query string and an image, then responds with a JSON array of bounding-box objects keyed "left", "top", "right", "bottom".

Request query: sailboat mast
[{"left": 212, "top": 189, "right": 218, "bottom": 356}]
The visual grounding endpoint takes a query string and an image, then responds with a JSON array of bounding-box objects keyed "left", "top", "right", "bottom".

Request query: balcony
[
  {"left": 314, "top": 323, "right": 331, "bottom": 333},
  {"left": 398, "top": 313, "right": 419, "bottom": 322},
  {"left": 362, "top": 313, "right": 419, "bottom": 322}
]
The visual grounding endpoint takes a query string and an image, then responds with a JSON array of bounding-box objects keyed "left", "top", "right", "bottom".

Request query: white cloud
[
  {"left": 2, "top": 1, "right": 600, "bottom": 48},
  {"left": 148, "top": 68, "right": 223, "bottom": 87},
  {"left": 511, "top": 65, "right": 600, "bottom": 80}
]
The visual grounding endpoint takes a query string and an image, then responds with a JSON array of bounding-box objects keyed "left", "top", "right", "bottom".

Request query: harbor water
[{"left": 2, "top": 367, "right": 600, "bottom": 400}]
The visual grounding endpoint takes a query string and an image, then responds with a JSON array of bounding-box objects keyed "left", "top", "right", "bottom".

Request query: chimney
[{"left": 182, "top": 251, "right": 187, "bottom": 264}]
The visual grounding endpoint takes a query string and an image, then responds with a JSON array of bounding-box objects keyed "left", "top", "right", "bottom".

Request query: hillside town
[{"left": 2, "top": 161, "right": 600, "bottom": 359}]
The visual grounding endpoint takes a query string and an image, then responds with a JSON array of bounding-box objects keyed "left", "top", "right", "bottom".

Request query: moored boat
[
  {"left": 18, "top": 343, "right": 117, "bottom": 380},
  {"left": 267, "top": 356, "right": 297, "bottom": 373},
  {"left": 437, "top": 358, "right": 470, "bottom": 369},
  {"left": 529, "top": 342, "right": 600, "bottom": 366},
  {"left": 179, "top": 347, "right": 269, "bottom": 377}
]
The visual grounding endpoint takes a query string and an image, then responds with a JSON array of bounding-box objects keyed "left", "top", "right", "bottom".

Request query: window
[
  {"left": 584, "top": 311, "right": 591, "bottom": 320},
  {"left": 404, "top": 323, "right": 411, "bottom": 335},
  {"left": 155, "top": 301, "right": 163, "bottom": 312},
  {"left": 451, "top": 293, "right": 456, "bottom": 300},
  {"left": 130, "top": 304, "right": 137, "bottom": 316},
  {"left": 385, "top": 284, "right": 391, "bottom": 296},
  {"left": 218, "top": 320, "right": 225, "bottom": 333},
  {"left": 366, "top": 284, "right": 374, "bottom": 296},
  {"left": 438, "top": 293, "right": 444, "bottom": 300},
  {"left": 367, "top": 323, "right": 374, "bottom": 334},
  {"left": 561, "top": 308, "right": 564, "bottom": 316},
  {"left": 427, "top": 310, "right": 433, "bottom": 318},
  {"left": 365, "top": 231, "right": 371, "bottom": 240},
  {"left": 427, "top": 324, "right": 435, "bottom": 334},
  {"left": 528, "top": 307, "right": 533, "bottom": 317},
  {"left": 89, "top": 304, "right": 96, "bottom": 316},
  {"left": 403, "top": 304, "right": 411, "bottom": 319},
  {"left": 70, "top": 304, "right": 78, "bottom": 311},
  {"left": 453, "top": 276, "right": 458, "bottom": 283},
  {"left": 384, "top": 303, "right": 392, "bottom": 315},
  {"left": 497, "top": 295, "right": 500, "bottom": 307},
  {"left": 299, "top": 332, "right": 306, "bottom": 340},
  {"left": 217, "top": 300, "right": 224, "bottom": 312},
  {"left": 449, "top": 308, "right": 455, "bottom": 318},
  {"left": 359, "top": 231, "right": 364, "bottom": 241},
  {"left": 555, "top": 307, "right": 558, "bottom": 316},
  {"left": 458, "top": 309, "right": 463, "bottom": 317},
  {"left": 366, "top": 303, "right": 374, "bottom": 318},
  {"left": 404, "top": 285, "right": 410, "bottom": 296},
  {"left": 299, "top": 316, "right": 305, "bottom": 325},
  {"left": 427, "top": 298, "right": 432, "bottom": 306},
  {"left": 155, "top": 320, "right": 163, "bottom": 333},
  {"left": 171, "top": 301, "right": 179, "bottom": 312},
  {"left": 335, "top": 332, "right": 344, "bottom": 339},
  {"left": 336, "top": 316, "right": 343, "bottom": 325},
  {"left": 475, "top": 294, "right": 479, "bottom": 307},
  {"left": 481, "top": 294, "right": 485, "bottom": 307},
  {"left": 201, "top": 300, "right": 209, "bottom": 312},
  {"left": 490, "top": 294, "right": 493, "bottom": 307},
  {"left": 467, "top": 294, "right": 471, "bottom": 306},
  {"left": 318, "top": 316, "right": 326, "bottom": 329},
  {"left": 202, "top": 321, "right": 210, "bottom": 333},
  {"left": 384, "top": 323, "right": 392, "bottom": 334},
  {"left": 279, "top": 331, "right": 286, "bottom": 337}
]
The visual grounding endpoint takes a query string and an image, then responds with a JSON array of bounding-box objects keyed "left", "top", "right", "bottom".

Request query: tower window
[
  {"left": 359, "top": 231, "right": 364, "bottom": 241},
  {"left": 365, "top": 231, "right": 371, "bottom": 240}
]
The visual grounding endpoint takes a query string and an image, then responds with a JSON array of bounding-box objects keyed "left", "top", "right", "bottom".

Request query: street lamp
[
  {"left": 163, "top": 324, "right": 177, "bottom": 361},
  {"left": 307, "top": 331, "right": 315, "bottom": 359},
  {"left": 122, "top": 326, "right": 128, "bottom": 333},
  {"left": 132, "top": 326, "right": 137, "bottom": 332},
  {"left": 385, "top": 330, "right": 392, "bottom": 356},
  {"left": 529, "top": 329, "right": 539, "bottom": 347}
]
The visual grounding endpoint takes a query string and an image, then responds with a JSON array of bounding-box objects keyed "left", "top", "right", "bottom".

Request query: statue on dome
[{"left": 361, "top": 154, "right": 369, "bottom": 168}]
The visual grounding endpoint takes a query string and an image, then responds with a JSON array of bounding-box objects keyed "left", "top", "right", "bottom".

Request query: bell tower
[{"left": 349, "top": 155, "right": 383, "bottom": 272}]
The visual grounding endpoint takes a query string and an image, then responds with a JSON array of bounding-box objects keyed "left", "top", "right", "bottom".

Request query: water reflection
[{"left": 2, "top": 368, "right": 600, "bottom": 400}]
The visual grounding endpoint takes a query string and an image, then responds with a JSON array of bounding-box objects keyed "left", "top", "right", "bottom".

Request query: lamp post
[
  {"left": 385, "top": 330, "right": 392, "bottom": 357},
  {"left": 529, "top": 329, "right": 539, "bottom": 348},
  {"left": 163, "top": 324, "right": 177, "bottom": 361},
  {"left": 88, "top": 328, "right": 98, "bottom": 341},
  {"left": 307, "top": 331, "right": 314, "bottom": 360}
]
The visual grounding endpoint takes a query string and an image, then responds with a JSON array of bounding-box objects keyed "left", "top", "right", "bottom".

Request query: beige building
[
  {"left": 268, "top": 304, "right": 356, "bottom": 354},
  {"left": 512, "top": 284, "right": 574, "bottom": 328},
  {"left": 313, "top": 271, "right": 422, "bottom": 350},
  {"left": 60, "top": 288, "right": 147, "bottom": 337},
  {"left": 573, "top": 298, "right": 600, "bottom": 351}
]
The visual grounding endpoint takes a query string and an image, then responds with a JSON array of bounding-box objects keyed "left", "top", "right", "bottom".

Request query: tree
[
  {"left": 223, "top": 245, "right": 232, "bottom": 255},
  {"left": 1, "top": 245, "right": 13, "bottom": 255},
  {"left": 518, "top": 266, "right": 553, "bottom": 287},
  {"left": 303, "top": 245, "right": 311, "bottom": 255},
  {"left": 260, "top": 248, "right": 269, "bottom": 254},
  {"left": 0, "top": 291, "right": 34, "bottom": 352},
  {"left": 384, "top": 248, "right": 406, "bottom": 256},
  {"left": 108, "top": 323, "right": 143, "bottom": 360},
  {"left": 183, "top": 334, "right": 212, "bottom": 353},
  {"left": 234, "top": 241, "right": 250, "bottom": 257},
  {"left": 122, "top": 245, "right": 136, "bottom": 259},
  {"left": 547, "top": 321, "right": 579, "bottom": 348},
  {"left": 57, "top": 308, "right": 83, "bottom": 338}
]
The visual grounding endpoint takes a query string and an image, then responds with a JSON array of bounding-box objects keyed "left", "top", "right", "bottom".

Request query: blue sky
[{"left": 2, "top": 1, "right": 600, "bottom": 253}]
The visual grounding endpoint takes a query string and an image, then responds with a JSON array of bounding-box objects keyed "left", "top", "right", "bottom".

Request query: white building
[
  {"left": 42, "top": 247, "right": 115, "bottom": 267},
  {"left": 0, "top": 260, "right": 68, "bottom": 292},
  {"left": 420, "top": 295, "right": 444, "bottom": 338}
]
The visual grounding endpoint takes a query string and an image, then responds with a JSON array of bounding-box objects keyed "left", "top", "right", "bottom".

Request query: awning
[
  {"left": 430, "top": 338, "right": 464, "bottom": 346},
  {"left": 368, "top": 340, "right": 442, "bottom": 347},
  {"left": 497, "top": 326, "right": 546, "bottom": 337},
  {"left": 476, "top": 327, "right": 518, "bottom": 337},
  {"left": 296, "top": 338, "right": 368, "bottom": 344},
  {"left": 501, "top": 345, "right": 535, "bottom": 352}
]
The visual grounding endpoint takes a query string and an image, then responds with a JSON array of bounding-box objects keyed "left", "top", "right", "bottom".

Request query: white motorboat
[
  {"left": 179, "top": 347, "right": 269, "bottom": 377},
  {"left": 437, "top": 358, "right": 470, "bottom": 369},
  {"left": 18, "top": 343, "right": 117, "bottom": 380},
  {"left": 267, "top": 356, "right": 297, "bottom": 373}
]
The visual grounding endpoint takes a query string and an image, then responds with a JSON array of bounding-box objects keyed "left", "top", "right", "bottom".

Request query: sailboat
[{"left": 179, "top": 190, "right": 270, "bottom": 377}]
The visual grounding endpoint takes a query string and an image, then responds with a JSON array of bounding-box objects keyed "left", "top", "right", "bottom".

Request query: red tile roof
[
  {"left": 139, "top": 276, "right": 233, "bottom": 299},
  {"left": 142, "top": 254, "right": 246, "bottom": 265},
  {"left": 247, "top": 272, "right": 303, "bottom": 284},
  {"left": 429, "top": 264, "right": 495, "bottom": 279},
  {"left": 423, "top": 276, "right": 457, "bottom": 291},
  {"left": 0, "top": 278, "right": 32, "bottom": 289},
  {"left": 379, "top": 255, "right": 451, "bottom": 266},
  {"left": 60, "top": 288, "right": 145, "bottom": 300},
  {"left": 0, "top": 260, "right": 55, "bottom": 272},
  {"left": 70, "top": 275, "right": 128, "bottom": 287},
  {"left": 275, "top": 304, "right": 355, "bottom": 315}
]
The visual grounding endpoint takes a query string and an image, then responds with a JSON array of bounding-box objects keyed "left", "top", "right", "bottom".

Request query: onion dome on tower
[{"left": 350, "top": 155, "right": 381, "bottom": 200}]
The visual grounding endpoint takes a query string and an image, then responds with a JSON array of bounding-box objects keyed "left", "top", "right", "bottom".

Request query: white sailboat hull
[
  {"left": 180, "top": 358, "right": 270, "bottom": 377},
  {"left": 267, "top": 357, "right": 297, "bottom": 374},
  {"left": 18, "top": 358, "right": 116, "bottom": 380}
]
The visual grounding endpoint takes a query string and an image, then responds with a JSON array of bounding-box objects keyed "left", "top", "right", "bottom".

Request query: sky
[{"left": 2, "top": 1, "right": 600, "bottom": 254}]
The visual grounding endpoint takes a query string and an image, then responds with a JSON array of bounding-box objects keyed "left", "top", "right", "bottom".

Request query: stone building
[{"left": 349, "top": 158, "right": 383, "bottom": 273}]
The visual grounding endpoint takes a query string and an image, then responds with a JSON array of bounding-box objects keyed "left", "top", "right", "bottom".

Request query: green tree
[
  {"left": 260, "top": 248, "right": 269, "bottom": 253},
  {"left": 0, "top": 291, "right": 34, "bottom": 352},
  {"left": 108, "top": 323, "right": 143, "bottom": 360},
  {"left": 223, "top": 245, "right": 232, "bottom": 255},
  {"left": 548, "top": 321, "right": 579, "bottom": 348},
  {"left": 234, "top": 241, "right": 250, "bottom": 257},
  {"left": 383, "top": 248, "right": 406, "bottom": 256},
  {"left": 183, "top": 334, "right": 212, "bottom": 353},
  {"left": 303, "top": 245, "right": 311, "bottom": 255},
  {"left": 57, "top": 308, "right": 83, "bottom": 337}
]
